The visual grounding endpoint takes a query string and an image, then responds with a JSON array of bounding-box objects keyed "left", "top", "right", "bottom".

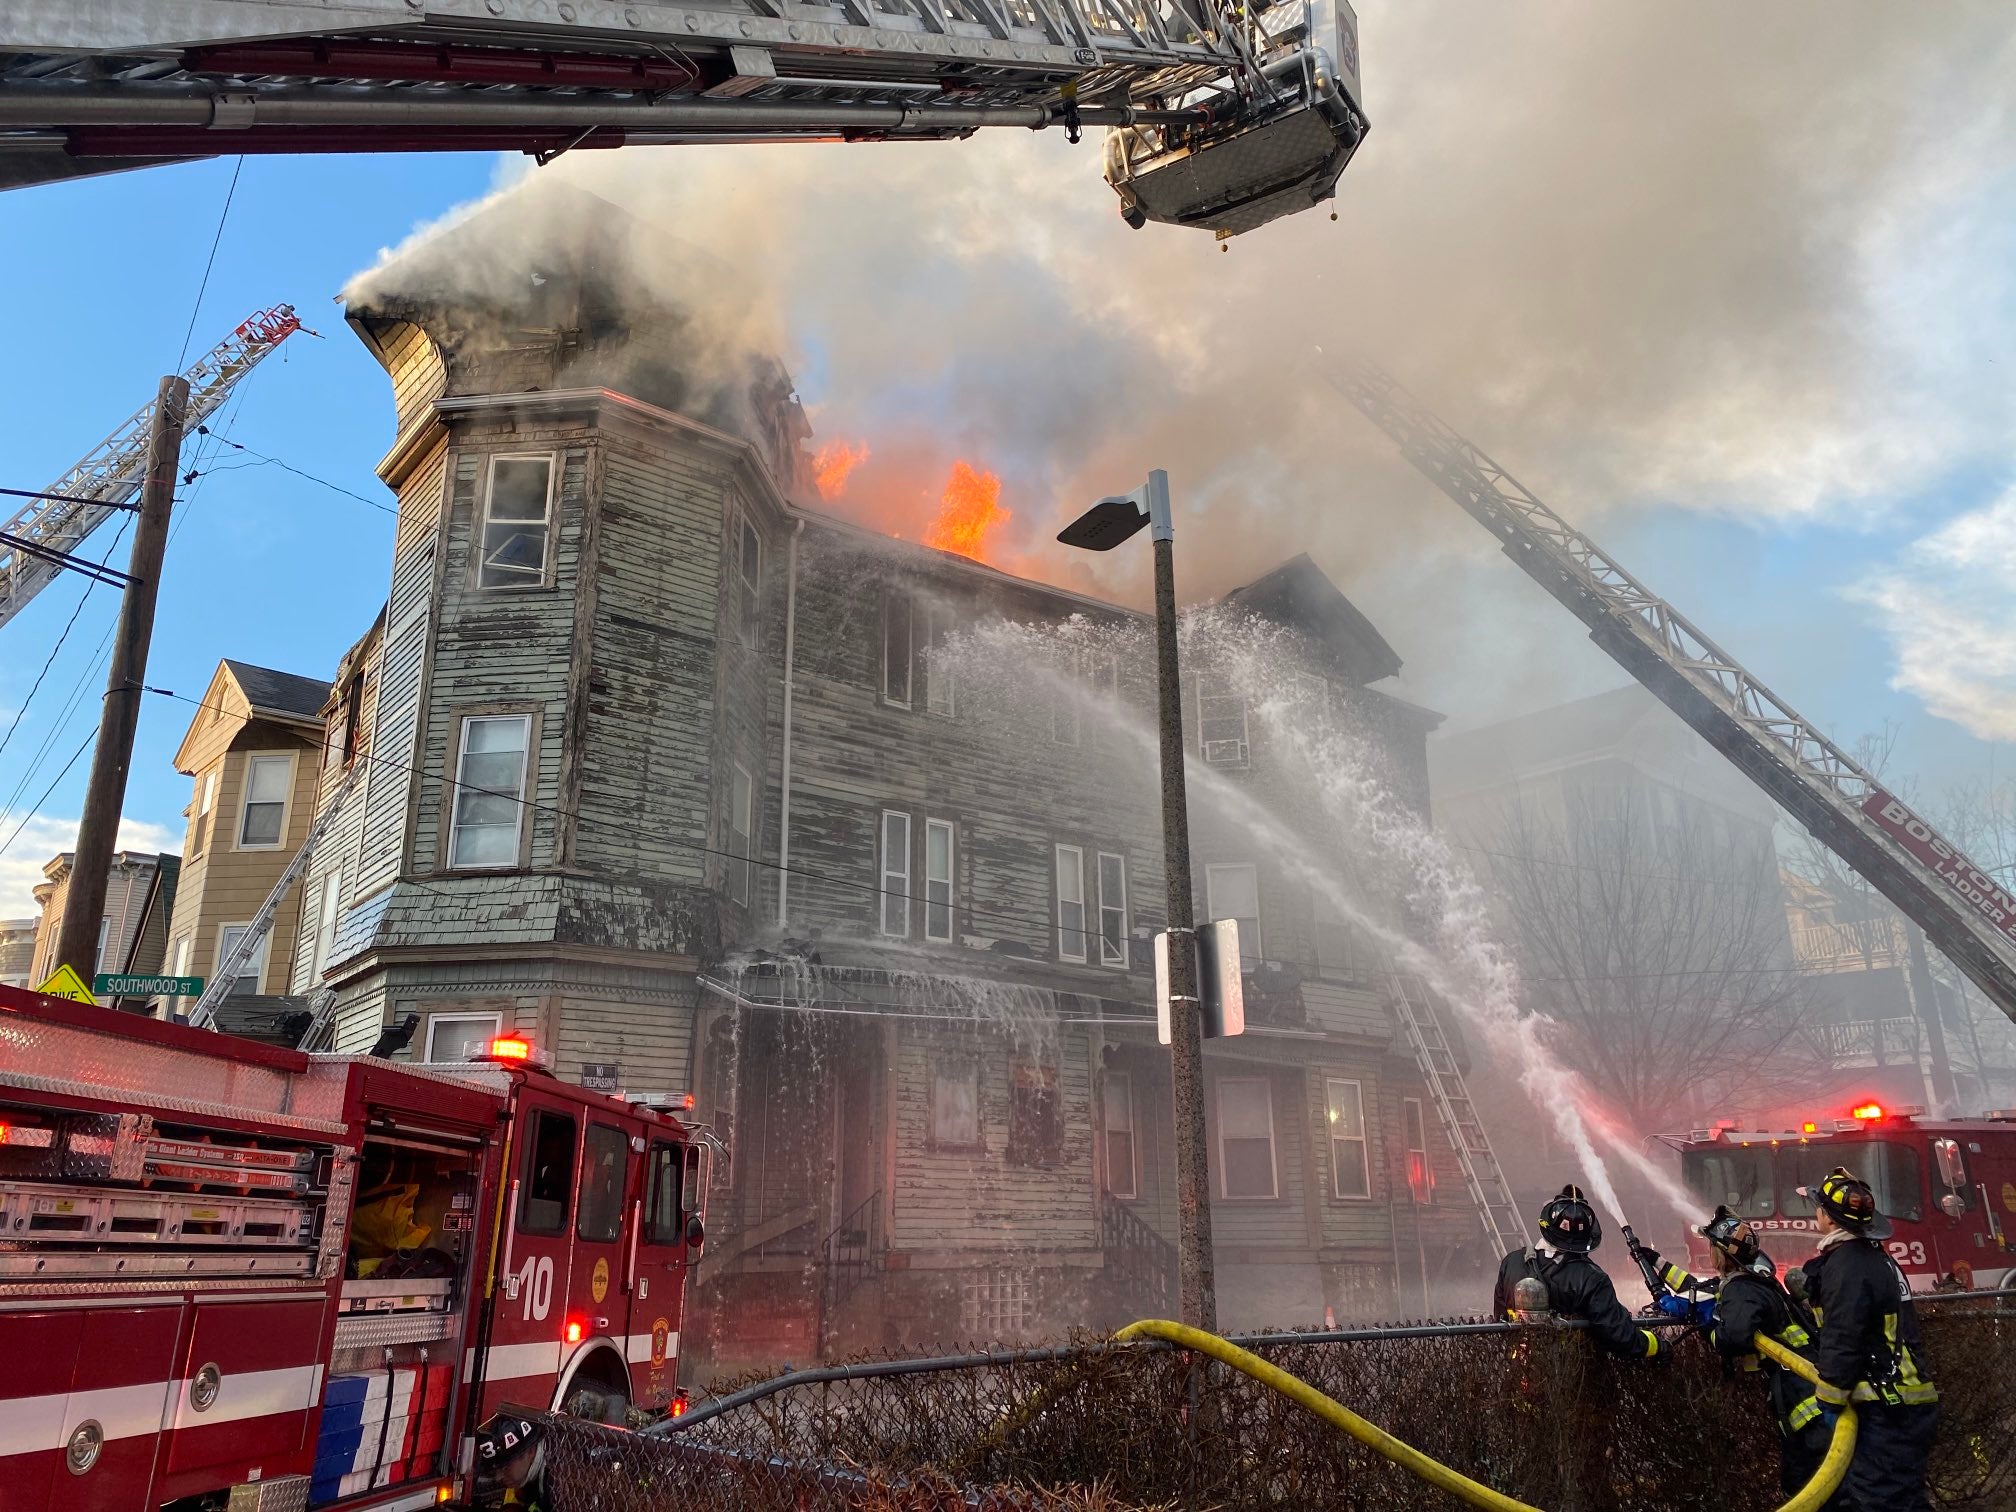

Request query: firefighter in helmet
[
  {"left": 473, "top": 1412, "right": 549, "bottom": 1512},
  {"left": 1493, "top": 1184, "right": 1663, "bottom": 1359},
  {"left": 1691, "top": 1205, "right": 1841, "bottom": 1507},
  {"left": 1801, "top": 1166, "right": 1940, "bottom": 1511}
]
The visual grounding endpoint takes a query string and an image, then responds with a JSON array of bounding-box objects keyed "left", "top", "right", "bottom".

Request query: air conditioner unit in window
[{"left": 1202, "top": 739, "right": 1249, "bottom": 767}]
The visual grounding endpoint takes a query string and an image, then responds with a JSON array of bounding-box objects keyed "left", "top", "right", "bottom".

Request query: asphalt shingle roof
[{"left": 224, "top": 660, "right": 332, "bottom": 721}]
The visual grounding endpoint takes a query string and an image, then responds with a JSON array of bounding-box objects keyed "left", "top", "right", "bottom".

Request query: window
[
  {"left": 1055, "top": 845, "right": 1087, "bottom": 962},
  {"left": 479, "top": 455, "right": 554, "bottom": 589},
  {"left": 1008, "top": 1061, "right": 1060, "bottom": 1167},
  {"left": 577, "top": 1123, "right": 628, "bottom": 1243},
  {"left": 1087, "top": 652, "right": 1119, "bottom": 707},
  {"left": 882, "top": 590, "right": 914, "bottom": 707},
  {"left": 96, "top": 918, "right": 110, "bottom": 972},
  {"left": 727, "top": 763, "right": 754, "bottom": 906},
  {"left": 1104, "top": 1073, "right": 1137, "bottom": 1199},
  {"left": 1096, "top": 852, "right": 1130, "bottom": 968},
  {"left": 1053, "top": 649, "right": 1081, "bottom": 747},
  {"left": 329, "top": 675, "right": 366, "bottom": 769},
  {"left": 190, "top": 769, "right": 215, "bottom": 857},
  {"left": 170, "top": 934, "right": 191, "bottom": 981},
  {"left": 925, "top": 818, "right": 955, "bottom": 942},
  {"left": 1217, "top": 1077, "right": 1277, "bottom": 1199},
  {"left": 646, "top": 1140, "right": 686, "bottom": 1244},
  {"left": 309, "top": 872, "right": 343, "bottom": 984},
  {"left": 734, "top": 515, "right": 763, "bottom": 645},
  {"left": 1403, "top": 1097, "right": 1434, "bottom": 1205},
  {"left": 1327, "top": 1078, "right": 1370, "bottom": 1199},
  {"left": 1781, "top": 1141, "right": 1923, "bottom": 1223},
  {"left": 924, "top": 607, "right": 956, "bottom": 717},
  {"left": 424, "top": 1011, "right": 500, "bottom": 1063},
  {"left": 931, "top": 1059, "right": 981, "bottom": 1148},
  {"left": 449, "top": 714, "right": 531, "bottom": 869},
  {"left": 237, "top": 753, "right": 292, "bottom": 848},
  {"left": 1197, "top": 672, "right": 1249, "bottom": 767},
  {"left": 1313, "top": 887, "right": 1367, "bottom": 977},
  {"left": 1205, "top": 862, "right": 1262, "bottom": 963},
  {"left": 518, "top": 1110, "right": 578, "bottom": 1234},
  {"left": 879, "top": 811, "right": 911, "bottom": 936},
  {"left": 217, "top": 923, "right": 270, "bottom": 996},
  {"left": 1685, "top": 1148, "right": 1774, "bottom": 1218}
]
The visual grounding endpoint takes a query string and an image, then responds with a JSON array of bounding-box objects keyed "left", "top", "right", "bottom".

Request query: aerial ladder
[
  {"left": 0, "top": 0, "right": 1366, "bottom": 238},
  {"left": 0, "top": 306, "right": 304, "bottom": 631},
  {"left": 1331, "top": 358, "right": 2016, "bottom": 1033}
]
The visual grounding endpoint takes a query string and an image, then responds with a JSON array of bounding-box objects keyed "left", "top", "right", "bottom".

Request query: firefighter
[
  {"left": 1493, "top": 1184, "right": 1663, "bottom": 1359},
  {"left": 473, "top": 1412, "right": 549, "bottom": 1512},
  {"left": 1690, "top": 1205, "right": 1841, "bottom": 1508},
  {"left": 1800, "top": 1166, "right": 1940, "bottom": 1512}
]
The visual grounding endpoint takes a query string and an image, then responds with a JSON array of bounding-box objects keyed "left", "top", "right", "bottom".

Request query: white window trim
[
  {"left": 1104, "top": 1071, "right": 1138, "bottom": 1200},
  {"left": 1217, "top": 1076, "right": 1278, "bottom": 1201},
  {"left": 880, "top": 810, "right": 912, "bottom": 937},
  {"left": 477, "top": 452, "right": 558, "bottom": 592},
  {"left": 924, "top": 607, "right": 956, "bottom": 718},
  {"left": 235, "top": 750, "right": 298, "bottom": 851},
  {"left": 1205, "top": 861, "right": 1263, "bottom": 960},
  {"left": 1197, "top": 671, "right": 1250, "bottom": 768},
  {"left": 197, "top": 768, "right": 216, "bottom": 816},
  {"left": 1055, "top": 843, "right": 1087, "bottom": 963},
  {"left": 924, "top": 817, "right": 955, "bottom": 943},
  {"left": 215, "top": 921, "right": 270, "bottom": 996},
  {"left": 96, "top": 917, "right": 110, "bottom": 972},
  {"left": 930, "top": 1056, "right": 983, "bottom": 1150},
  {"left": 1097, "top": 851, "right": 1129, "bottom": 969},
  {"left": 1327, "top": 1077, "right": 1372, "bottom": 1202},
  {"left": 735, "top": 515, "right": 763, "bottom": 646},
  {"left": 309, "top": 870, "right": 343, "bottom": 985},
  {"left": 447, "top": 712, "right": 533, "bottom": 872},
  {"left": 882, "top": 590, "right": 915, "bottom": 709},
  {"left": 425, "top": 1010, "right": 503, "bottom": 1063},
  {"left": 728, "top": 762, "right": 755, "bottom": 906}
]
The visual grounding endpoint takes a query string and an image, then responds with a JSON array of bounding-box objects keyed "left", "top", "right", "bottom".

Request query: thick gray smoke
[{"left": 350, "top": 0, "right": 2016, "bottom": 723}]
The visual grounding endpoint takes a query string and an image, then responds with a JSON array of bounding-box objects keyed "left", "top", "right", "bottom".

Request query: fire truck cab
[
  {"left": 0, "top": 982, "right": 707, "bottom": 1512},
  {"left": 1665, "top": 1101, "right": 2016, "bottom": 1292}
]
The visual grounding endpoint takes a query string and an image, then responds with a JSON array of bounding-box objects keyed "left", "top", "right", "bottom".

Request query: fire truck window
[
  {"left": 646, "top": 1141, "right": 683, "bottom": 1245},
  {"left": 1686, "top": 1150, "right": 1773, "bottom": 1217},
  {"left": 577, "top": 1123, "right": 627, "bottom": 1243},
  {"left": 683, "top": 1141, "right": 705, "bottom": 1216},
  {"left": 519, "top": 1111, "right": 577, "bottom": 1234},
  {"left": 1780, "top": 1142, "right": 1923, "bottom": 1222}
]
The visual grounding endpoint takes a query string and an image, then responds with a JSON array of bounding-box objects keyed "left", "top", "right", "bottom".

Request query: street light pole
[{"left": 1058, "top": 468, "right": 1216, "bottom": 1331}]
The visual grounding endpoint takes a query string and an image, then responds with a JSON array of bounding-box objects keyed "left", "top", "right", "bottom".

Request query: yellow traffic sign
[{"left": 35, "top": 964, "right": 98, "bottom": 1005}]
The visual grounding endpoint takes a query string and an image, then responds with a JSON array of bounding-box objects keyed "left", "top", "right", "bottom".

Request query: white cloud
[
  {"left": 0, "top": 815, "right": 180, "bottom": 920},
  {"left": 1856, "top": 490, "right": 2016, "bottom": 741}
]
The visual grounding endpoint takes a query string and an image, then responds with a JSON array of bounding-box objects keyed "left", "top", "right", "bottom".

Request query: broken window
[
  {"left": 1327, "top": 1078, "right": 1370, "bottom": 1199},
  {"left": 931, "top": 1059, "right": 981, "bottom": 1148},
  {"left": 1404, "top": 1097, "right": 1434, "bottom": 1204},
  {"left": 735, "top": 515, "right": 763, "bottom": 646},
  {"left": 478, "top": 455, "right": 554, "bottom": 589},
  {"left": 728, "top": 762, "right": 754, "bottom": 906},
  {"left": 1097, "top": 852, "right": 1129, "bottom": 968},
  {"left": 882, "top": 590, "right": 914, "bottom": 707},
  {"left": 1103, "top": 1072, "right": 1137, "bottom": 1199},
  {"left": 449, "top": 714, "right": 530, "bottom": 869},
  {"left": 1055, "top": 844, "right": 1087, "bottom": 962},
  {"left": 1197, "top": 671, "right": 1249, "bottom": 767},
  {"left": 880, "top": 810, "right": 911, "bottom": 936},
  {"left": 1205, "top": 862, "right": 1262, "bottom": 963},
  {"left": 1008, "top": 1061, "right": 1060, "bottom": 1167},
  {"left": 925, "top": 607, "right": 956, "bottom": 717},
  {"left": 925, "top": 818, "right": 955, "bottom": 942},
  {"left": 239, "top": 753, "right": 291, "bottom": 848},
  {"left": 1218, "top": 1077, "right": 1277, "bottom": 1199}
]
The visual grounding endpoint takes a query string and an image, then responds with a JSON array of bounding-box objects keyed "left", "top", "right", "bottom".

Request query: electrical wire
[
  {"left": 0, "top": 729, "right": 99, "bottom": 866},
  {"left": 176, "top": 156, "right": 245, "bottom": 373},
  {"left": 186, "top": 427, "right": 398, "bottom": 516}
]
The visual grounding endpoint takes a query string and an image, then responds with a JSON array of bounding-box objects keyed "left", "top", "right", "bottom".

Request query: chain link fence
[{"left": 524, "top": 1305, "right": 2015, "bottom": 1512}]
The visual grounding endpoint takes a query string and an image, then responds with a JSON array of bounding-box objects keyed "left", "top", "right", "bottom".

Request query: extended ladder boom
[
  {"left": 1334, "top": 359, "right": 2016, "bottom": 1024},
  {"left": 0, "top": 305, "right": 303, "bottom": 630}
]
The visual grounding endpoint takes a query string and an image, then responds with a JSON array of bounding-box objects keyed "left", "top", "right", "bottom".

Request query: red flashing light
[
  {"left": 1851, "top": 1102, "right": 1885, "bottom": 1121},
  {"left": 565, "top": 1319, "right": 584, "bottom": 1345},
  {"left": 489, "top": 1035, "right": 533, "bottom": 1062},
  {"left": 669, "top": 1390, "right": 691, "bottom": 1419}
]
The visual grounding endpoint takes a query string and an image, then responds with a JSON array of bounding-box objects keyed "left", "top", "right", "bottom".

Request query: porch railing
[
  {"left": 823, "top": 1189, "right": 880, "bottom": 1322},
  {"left": 1100, "top": 1191, "right": 1176, "bottom": 1318}
]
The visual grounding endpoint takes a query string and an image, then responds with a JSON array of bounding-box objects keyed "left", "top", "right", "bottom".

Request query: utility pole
[{"left": 53, "top": 375, "right": 187, "bottom": 986}]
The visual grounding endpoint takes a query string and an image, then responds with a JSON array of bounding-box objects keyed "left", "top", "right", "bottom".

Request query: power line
[
  {"left": 0, "top": 485, "right": 139, "bottom": 510},
  {"left": 0, "top": 729, "right": 99, "bottom": 867},
  {"left": 186, "top": 427, "right": 398, "bottom": 516},
  {"left": 176, "top": 155, "right": 245, "bottom": 372}
]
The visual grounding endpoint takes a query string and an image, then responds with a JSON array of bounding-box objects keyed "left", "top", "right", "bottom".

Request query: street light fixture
[{"left": 1057, "top": 469, "right": 1216, "bottom": 1332}]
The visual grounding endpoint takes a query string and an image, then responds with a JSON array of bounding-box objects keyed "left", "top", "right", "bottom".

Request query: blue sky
[{"left": 2, "top": 1, "right": 2013, "bottom": 918}]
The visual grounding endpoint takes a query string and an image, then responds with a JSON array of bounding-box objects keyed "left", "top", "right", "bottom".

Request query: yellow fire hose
[{"left": 1070, "top": 1320, "right": 1861, "bottom": 1512}]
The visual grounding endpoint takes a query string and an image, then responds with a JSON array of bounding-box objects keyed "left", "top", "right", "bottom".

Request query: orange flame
[
  {"left": 924, "top": 461, "right": 1010, "bottom": 562},
  {"left": 813, "top": 439, "right": 870, "bottom": 500}
]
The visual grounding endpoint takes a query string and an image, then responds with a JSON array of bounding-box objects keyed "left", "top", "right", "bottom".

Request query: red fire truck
[
  {"left": 0, "top": 982, "right": 708, "bottom": 1511},
  {"left": 1665, "top": 1100, "right": 2016, "bottom": 1292}
]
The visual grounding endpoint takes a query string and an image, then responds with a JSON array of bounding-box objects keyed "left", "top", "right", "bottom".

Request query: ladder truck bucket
[{"left": 1103, "top": 0, "right": 1367, "bottom": 239}]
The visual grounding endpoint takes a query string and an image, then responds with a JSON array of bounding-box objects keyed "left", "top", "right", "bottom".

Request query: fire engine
[
  {"left": 1664, "top": 1101, "right": 2016, "bottom": 1293},
  {"left": 0, "top": 982, "right": 708, "bottom": 1512}
]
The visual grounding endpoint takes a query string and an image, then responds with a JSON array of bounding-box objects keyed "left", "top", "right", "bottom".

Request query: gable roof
[
  {"left": 1221, "top": 554, "right": 1404, "bottom": 687},
  {"left": 224, "top": 661, "right": 333, "bottom": 722}
]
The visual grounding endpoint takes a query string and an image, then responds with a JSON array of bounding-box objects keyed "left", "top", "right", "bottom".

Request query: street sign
[
  {"left": 35, "top": 964, "right": 98, "bottom": 1005},
  {"left": 1153, "top": 920, "right": 1245, "bottom": 1044},
  {"left": 96, "top": 973, "right": 203, "bottom": 997}
]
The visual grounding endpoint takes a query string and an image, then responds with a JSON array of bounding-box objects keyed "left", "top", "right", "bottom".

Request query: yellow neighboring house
[{"left": 162, "top": 659, "right": 333, "bottom": 1011}]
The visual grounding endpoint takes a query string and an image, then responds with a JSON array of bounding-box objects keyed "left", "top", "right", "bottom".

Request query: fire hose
[{"left": 1097, "top": 1319, "right": 1858, "bottom": 1512}]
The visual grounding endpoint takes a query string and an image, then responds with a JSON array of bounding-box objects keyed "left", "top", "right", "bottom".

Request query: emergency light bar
[{"left": 479, "top": 1034, "right": 553, "bottom": 1069}]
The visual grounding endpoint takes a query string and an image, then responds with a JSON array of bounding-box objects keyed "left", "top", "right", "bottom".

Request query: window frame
[
  {"left": 924, "top": 606, "right": 956, "bottom": 718},
  {"left": 1403, "top": 1096, "right": 1434, "bottom": 1205},
  {"left": 880, "top": 810, "right": 912, "bottom": 937},
  {"left": 576, "top": 1122, "right": 629, "bottom": 1244},
  {"left": 1103, "top": 1071, "right": 1138, "bottom": 1200},
  {"left": 1007, "top": 1059, "right": 1062, "bottom": 1168},
  {"left": 96, "top": 917, "right": 110, "bottom": 973},
  {"left": 476, "top": 452, "right": 558, "bottom": 592},
  {"left": 1052, "top": 648, "right": 1081, "bottom": 747},
  {"left": 215, "top": 921, "right": 270, "bottom": 996},
  {"left": 236, "top": 751, "right": 296, "bottom": 851},
  {"left": 1216, "top": 1076, "right": 1279, "bottom": 1201},
  {"left": 882, "top": 589, "right": 915, "bottom": 709},
  {"left": 924, "top": 817, "right": 956, "bottom": 943},
  {"left": 1205, "top": 861, "right": 1263, "bottom": 962},
  {"left": 734, "top": 513, "right": 763, "bottom": 647},
  {"left": 517, "top": 1108, "right": 579, "bottom": 1236},
  {"left": 424, "top": 1010, "right": 501, "bottom": 1063},
  {"left": 645, "top": 1139, "right": 686, "bottom": 1246},
  {"left": 1055, "top": 844, "right": 1088, "bottom": 963},
  {"left": 1196, "top": 671, "right": 1250, "bottom": 768},
  {"left": 1096, "top": 851, "right": 1129, "bottom": 969},
  {"left": 727, "top": 762, "right": 755, "bottom": 907},
  {"left": 446, "top": 710, "right": 534, "bottom": 872},
  {"left": 309, "top": 869, "right": 344, "bottom": 985},
  {"left": 929, "top": 1057, "right": 983, "bottom": 1152},
  {"left": 189, "top": 768, "right": 216, "bottom": 858},
  {"left": 1326, "top": 1077, "right": 1371, "bottom": 1201}
]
